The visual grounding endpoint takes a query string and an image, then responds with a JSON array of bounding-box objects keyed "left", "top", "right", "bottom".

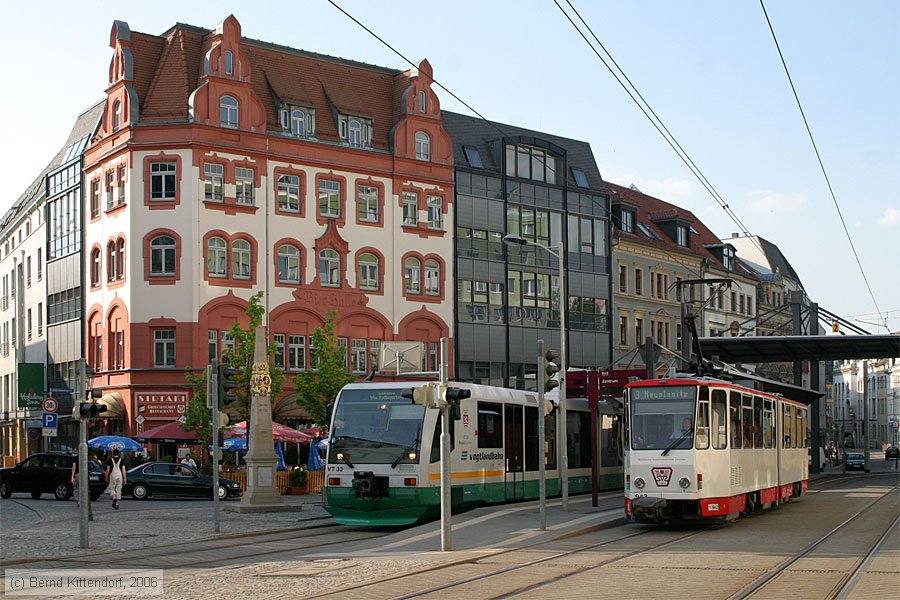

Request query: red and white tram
[{"left": 624, "top": 376, "right": 809, "bottom": 522}]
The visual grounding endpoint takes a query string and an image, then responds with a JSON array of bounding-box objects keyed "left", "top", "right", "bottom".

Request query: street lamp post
[{"left": 504, "top": 234, "right": 568, "bottom": 510}]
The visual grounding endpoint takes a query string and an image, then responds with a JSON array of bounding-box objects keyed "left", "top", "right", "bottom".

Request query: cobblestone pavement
[{"left": 0, "top": 493, "right": 329, "bottom": 563}]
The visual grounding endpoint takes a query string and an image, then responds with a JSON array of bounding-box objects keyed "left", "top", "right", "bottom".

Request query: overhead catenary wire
[
  {"left": 554, "top": 0, "right": 768, "bottom": 260},
  {"left": 758, "top": 0, "right": 888, "bottom": 333}
]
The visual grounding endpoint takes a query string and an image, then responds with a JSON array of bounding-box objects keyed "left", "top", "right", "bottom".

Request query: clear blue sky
[{"left": 3, "top": 0, "right": 898, "bottom": 332}]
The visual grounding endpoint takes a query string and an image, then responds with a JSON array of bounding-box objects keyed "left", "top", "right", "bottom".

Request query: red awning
[{"left": 133, "top": 420, "right": 202, "bottom": 443}]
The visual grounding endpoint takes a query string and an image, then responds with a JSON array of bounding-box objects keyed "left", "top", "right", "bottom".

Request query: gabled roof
[
  {"left": 130, "top": 20, "right": 410, "bottom": 150},
  {"left": 440, "top": 111, "right": 605, "bottom": 190}
]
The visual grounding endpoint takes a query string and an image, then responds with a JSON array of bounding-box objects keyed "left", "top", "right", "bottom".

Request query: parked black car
[
  {"left": 123, "top": 462, "right": 242, "bottom": 500},
  {"left": 0, "top": 452, "right": 105, "bottom": 501},
  {"left": 885, "top": 446, "right": 899, "bottom": 460},
  {"left": 845, "top": 452, "right": 866, "bottom": 471}
]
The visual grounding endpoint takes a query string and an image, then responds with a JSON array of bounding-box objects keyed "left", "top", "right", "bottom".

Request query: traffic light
[
  {"left": 217, "top": 364, "right": 239, "bottom": 407},
  {"left": 73, "top": 401, "right": 107, "bottom": 421},
  {"left": 542, "top": 349, "right": 560, "bottom": 393},
  {"left": 444, "top": 387, "right": 471, "bottom": 404},
  {"left": 401, "top": 383, "right": 439, "bottom": 408}
]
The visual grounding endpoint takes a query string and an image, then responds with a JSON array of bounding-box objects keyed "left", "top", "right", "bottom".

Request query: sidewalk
[{"left": 0, "top": 493, "right": 329, "bottom": 565}]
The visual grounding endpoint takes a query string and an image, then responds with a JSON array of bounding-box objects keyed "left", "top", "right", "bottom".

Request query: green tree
[
  {"left": 183, "top": 292, "right": 284, "bottom": 445},
  {"left": 294, "top": 310, "right": 356, "bottom": 429}
]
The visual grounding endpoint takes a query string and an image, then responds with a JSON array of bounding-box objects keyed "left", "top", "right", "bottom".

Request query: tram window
[
  {"left": 742, "top": 394, "right": 754, "bottom": 449},
  {"left": 763, "top": 399, "right": 774, "bottom": 449},
  {"left": 568, "top": 411, "right": 592, "bottom": 469},
  {"left": 712, "top": 389, "right": 727, "bottom": 449},
  {"left": 798, "top": 408, "right": 807, "bottom": 448},
  {"left": 696, "top": 387, "right": 710, "bottom": 450},
  {"left": 524, "top": 406, "right": 540, "bottom": 471},
  {"left": 753, "top": 396, "right": 763, "bottom": 448},
  {"left": 730, "top": 393, "right": 742, "bottom": 449},
  {"left": 601, "top": 414, "right": 623, "bottom": 467},
  {"left": 477, "top": 402, "right": 503, "bottom": 448},
  {"left": 783, "top": 405, "right": 793, "bottom": 448}
]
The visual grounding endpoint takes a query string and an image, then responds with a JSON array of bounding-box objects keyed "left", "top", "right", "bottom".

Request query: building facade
[
  {"left": 83, "top": 16, "right": 454, "bottom": 437},
  {"left": 443, "top": 112, "right": 612, "bottom": 389},
  {"left": 832, "top": 358, "right": 898, "bottom": 450}
]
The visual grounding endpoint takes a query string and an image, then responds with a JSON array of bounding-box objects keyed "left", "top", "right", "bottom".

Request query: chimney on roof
[{"left": 732, "top": 232, "right": 739, "bottom": 238}]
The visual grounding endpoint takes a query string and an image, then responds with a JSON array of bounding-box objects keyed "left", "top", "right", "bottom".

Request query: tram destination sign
[{"left": 630, "top": 386, "right": 696, "bottom": 401}]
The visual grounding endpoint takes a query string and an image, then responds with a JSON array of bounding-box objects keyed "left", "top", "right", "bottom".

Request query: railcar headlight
[
  {"left": 634, "top": 477, "right": 645, "bottom": 489},
  {"left": 407, "top": 451, "right": 417, "bottom": 461},
  {"left": 336, "top": 452, "right": 346, "bottom": 461},
  {"left": 678, "top": 477, "right": 691, "bottom": 489}
]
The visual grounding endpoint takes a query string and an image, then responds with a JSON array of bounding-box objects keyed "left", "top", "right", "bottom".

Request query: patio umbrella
[
  {"left": 226, "top": 421, "right": 312, "bottom": 443},
  {"left": 308, "top": 440, "right": 324, "bottom": 470},
  {"left": 133, "top": 420, "right": 202, "bottom": 443},
  {"left": 88, "top": 435, "right": 144, "bottom": 453},
  {"left": 276, "top": 441, "right": 287, "bottom": 470},
  {"left": 208, "top": 437, "right": 248, "bottom": 452}
]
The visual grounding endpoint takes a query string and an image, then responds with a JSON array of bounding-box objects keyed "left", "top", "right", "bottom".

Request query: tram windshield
[
  {"left": 629, "top": 385, "right": 696, "bottom": 451},
  {"left": 330, "top": 388, "right": 426, "bottom": 465}
]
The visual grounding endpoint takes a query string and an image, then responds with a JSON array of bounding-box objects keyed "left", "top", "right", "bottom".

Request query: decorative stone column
[{"left": 237, "top": 325, "right": 284, "bottom": 509}]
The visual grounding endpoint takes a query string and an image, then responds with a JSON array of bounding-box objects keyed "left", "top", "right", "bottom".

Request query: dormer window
[
  {"left": 280, "top": 105, "right": 315, "bottom": 139},
  {"left": 338, "top": 114, "right": 372, "bottom": 148},
  {"left": 676, "top": 224, "right": 689, "bottom": 247},
  {"left": 418, "top": 91, "right": 426, "bottom": 113},
  {"left": 224, "top": 50, "right": 233, "bottom": 76},
  {"left": 415, "top": 131, "right": 431, "bottom": 161},
  {"left": 220, "top": 95, "right": 239, "bottom": 129},
  {"left": 505, "top": 143, "right": 558, "bottom": 184},
  {"left": 723, "top": 246, "right": 735, "bottom": 271},
  {"left": 112, "top": 101, "right": 122, "bottom": 131},
  {"left": 620, "top": 209, "right": 634, "bottom": 234}
]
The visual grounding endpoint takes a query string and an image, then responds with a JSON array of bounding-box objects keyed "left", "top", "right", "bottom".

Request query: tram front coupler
[
  {"left": 631, "top": 496, "right": 670, "bottom": 522},
  {"left": 351, "top": 471, "right": 390, "bottom": 498}
]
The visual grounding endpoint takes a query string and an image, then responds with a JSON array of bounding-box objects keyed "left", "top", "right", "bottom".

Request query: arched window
[
  {"left": 224, "top": 50, "right": 234, "bottom": 75},
  {"left": 358, "top": 253, "right": 379, "bottom": 291},
  {"left": 232, "top": 239, "right": 251, "bottom": 280},
  {"left": 90, "top": 248, "right": 101, "bottom": 286},
  {"left": 277, "top": 244, "right": 300, "bottom": 284},
  {"left": 112, "top": 101, "right": 122, "bottom": 131},
  {"left": 107, "top": 242, "right": 117, "bottom": 282},
  {"left": 116, "top": 238, "right": 125, "bottom": 279},
  {"left": 425, "top": 260, "right": 440, "bottom": 296},
  {"left": 291, "top": 109, "right": 305, "bottom": 138},
  {"left": 415, "top": 131, "right": 431, "bottom": 161},
  {"left": 348, "top": 119, "right": 363, "bottom": 147},
  {"left": 207, "top": 237, "right": 227, "bottom": 278},
  {"left": 404, "top": 257, "right": 421, "bottom": 294},
  {"left": 150, "top": 236, "right": 176, "bottom": 276},
  {"left": 220, "top": 95, "right": 239, "bottom": 129},
  {"left": 319, "top": 249, "right": 340, "bottom": 287}
]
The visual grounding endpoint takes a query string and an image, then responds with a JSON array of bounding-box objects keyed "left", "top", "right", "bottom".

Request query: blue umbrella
[
  {"left": 308, "top": 440, "right": 324, "bottom": 470},
  {"left": 88, "top": 435, "right": 144, "bottom": 453},
  {"left": 276, "top": 440, "right": 287, "bottom": 471},
  {"left": 208, "top": 437, "right": 247, "bottom": 452}
]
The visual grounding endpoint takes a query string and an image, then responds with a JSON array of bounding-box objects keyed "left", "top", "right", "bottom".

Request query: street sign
[
  {"left": 42, "top": 427, "right": 58, "bottom": 437},
  {"left": 42, "top": 413, "right": 59, "bottom": 428},
  {"left": 135, "top": 415, "right": 145, "bottom": 425},
  {"left": 27, "top": 429, "right": 40, "bottom": 440},
  {"left": 42, "top": 398, "right": 58, "bottom": 413}
]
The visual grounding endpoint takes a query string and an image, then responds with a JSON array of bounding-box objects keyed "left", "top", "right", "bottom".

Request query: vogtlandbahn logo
[
  {"left": 461, "top": 451, "right": 468, "bottom": 461},
  {"left": 651, "top": 467, "right": 673, "bottom": 487}
]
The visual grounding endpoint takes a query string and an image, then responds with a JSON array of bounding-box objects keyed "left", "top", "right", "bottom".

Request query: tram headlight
[
  {"left": 407, "top": 451, "right": 417, "bottom": 461},
  {"left": 678, "top": 476, "right": 691, "bottom": 489},
  {"left": 634, "top": 477, "right": 646, "bottom": 490}
]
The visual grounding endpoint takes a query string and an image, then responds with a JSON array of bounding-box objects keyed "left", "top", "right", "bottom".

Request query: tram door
[{"left": 505, "top": 405, "right": 524, "bottom": 500}]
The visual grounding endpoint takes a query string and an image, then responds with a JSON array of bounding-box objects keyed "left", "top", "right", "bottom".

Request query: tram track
[{"left": 730, "top": 483, "right": 900, "bottom": 600}]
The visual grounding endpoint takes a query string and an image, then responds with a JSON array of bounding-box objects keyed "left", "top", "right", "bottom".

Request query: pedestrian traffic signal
[
  {"left": 401, "top": 383, "right": 438, "bottom": 408},
  {"left": 73, "top": 401, "right": 107, "bottom": 421},
  {"left": 542, "top": 349, "right": 560, "bottom": 393},
  {"left": 217, "top": 365, "right": 239, "bottom": 407}
]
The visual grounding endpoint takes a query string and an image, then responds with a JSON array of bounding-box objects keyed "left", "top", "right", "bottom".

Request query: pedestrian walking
[
  {"left": 104, "top": 449, "right": 126, "bottom": 510},
  {"left": 69, "top": 457, "right": 94, "bottom": 521}
]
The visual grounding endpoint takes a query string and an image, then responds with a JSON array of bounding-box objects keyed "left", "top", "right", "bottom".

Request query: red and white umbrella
[{"left": 226, "top": 421, "right": 311, "bottom": 443}]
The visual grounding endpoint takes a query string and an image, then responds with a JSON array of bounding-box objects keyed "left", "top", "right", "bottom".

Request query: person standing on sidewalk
[
  {"left": 69, "top": 457, "right": 94, "bottom": 521},
  {"left": 104, "top": 449, "right": 126, "bottom": 510}
]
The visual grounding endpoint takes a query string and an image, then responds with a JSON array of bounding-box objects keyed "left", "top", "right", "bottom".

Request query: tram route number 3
[{"left": 327, "top": 465, "right": 345, "bottom": 472}]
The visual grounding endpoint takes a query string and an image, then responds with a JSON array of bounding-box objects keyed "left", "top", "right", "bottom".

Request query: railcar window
[
  {"left": 763, "top": 399, "right": 774, "bottom": 448},
  {"left": 477, "top": 402, "right": 503, "bottom": 448},
  {"left": 783, "top": 405, "right": 794, "bottom": 447},
  {"left": 600, "top": 414, "right": 623, "bottom": 466},
  {"left": 742, "top": 394, "right": 754, "bottom": 449},
  {"left": 712, "top": 389, "right": 727, "bottom": 449},
  {"left": 730, "top": 392, "right": 742, "bottom": 449},
  {"left": 696, "top": 387, "right": 710, "bottom": 450},
  {"left": 569, "top": 411, "right": 592, "bottom": 469},
  {"left": 524, "top": 406, "right": 540, "bottom": 471},
  {"left": 753, "top": 396, "right": 763, "bottom": 448}
]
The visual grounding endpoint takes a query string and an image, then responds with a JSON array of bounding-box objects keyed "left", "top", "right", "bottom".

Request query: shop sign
[{"left": 135, "top": 392, "right": 188, "bottom": 420}]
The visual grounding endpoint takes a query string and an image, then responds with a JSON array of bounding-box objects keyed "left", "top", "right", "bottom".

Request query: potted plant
[{"left": 287, "top": 468, "right": 308, "bottom": 495}]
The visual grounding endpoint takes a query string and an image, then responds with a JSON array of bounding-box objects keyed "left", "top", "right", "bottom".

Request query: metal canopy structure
[
  {"left": 699, "top": 334, "right": 899, "bottom": 364},
  {"left": 720, "top": 365, "right": 825, "bottom": 406}
]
